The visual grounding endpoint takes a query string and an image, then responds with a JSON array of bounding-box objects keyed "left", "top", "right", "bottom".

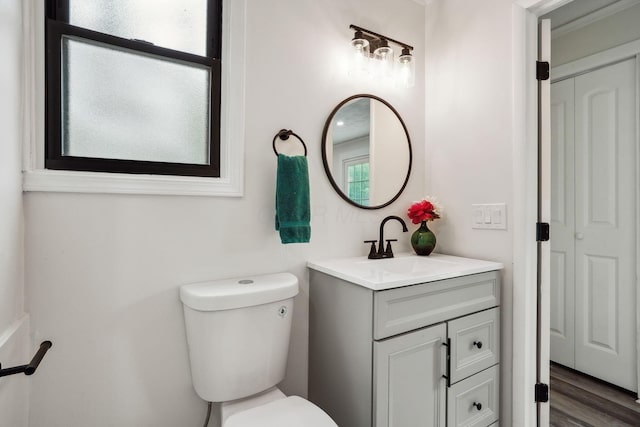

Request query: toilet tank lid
[{"left": 180, "top": 272, "right": 299, "bottom": 311}]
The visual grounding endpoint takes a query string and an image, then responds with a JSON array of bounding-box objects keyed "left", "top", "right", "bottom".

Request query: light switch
[
  {"left": 472, "top": 203, "right": 507, "bottom": 230},
  {"left": 492, "top": 207, "right": 502, "bottom": 223},
  {"left": 484, "top": 211, "right": 492, "bottom": 224},
  {"left": 489, "top": 203, "right": 507, "bottom": 229},
  {"left": 472, "top": 204, "right": 487, "bottom": 229},
  {"left": 473, "top": 206, "right": 484, "bottom": 225}
]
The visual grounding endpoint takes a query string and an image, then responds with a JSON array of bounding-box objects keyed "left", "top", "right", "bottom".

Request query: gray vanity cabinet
[{"left": 308, "top": 269, "right": 501, "bottom": 427}]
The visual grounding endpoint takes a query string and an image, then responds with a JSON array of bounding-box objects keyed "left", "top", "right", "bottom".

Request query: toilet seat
[{"left": 224, "top": 396, "right": 337, "bottom": 427}]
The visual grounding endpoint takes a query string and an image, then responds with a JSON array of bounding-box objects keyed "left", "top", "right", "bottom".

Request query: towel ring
[{"left": 273, "top": 129, "right": 308, "bottom": 157}]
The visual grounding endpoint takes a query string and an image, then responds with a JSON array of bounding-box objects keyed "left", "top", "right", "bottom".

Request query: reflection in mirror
[{"left": 322, "top": 95, "right": 411, "bottom": 209}]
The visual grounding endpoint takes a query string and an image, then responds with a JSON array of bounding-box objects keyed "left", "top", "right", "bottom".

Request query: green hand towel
[{"left": 275, "top": 154, "right": 311, "bottom": 244}]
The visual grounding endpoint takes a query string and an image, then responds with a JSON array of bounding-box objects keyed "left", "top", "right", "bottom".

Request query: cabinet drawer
[
  {"left": 449, "top": 308, "right": 500, "bottom": 383},
  {"left": 447, "top": 365, "right": 499, "bottom": 427},
  {"left": 373, "top": 271, "right": 500, "bottom": 339}
]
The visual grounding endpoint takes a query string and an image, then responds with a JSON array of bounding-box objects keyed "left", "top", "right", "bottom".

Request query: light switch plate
[{"left": 472, "top": 203, "right": 507, "bottom": 230}]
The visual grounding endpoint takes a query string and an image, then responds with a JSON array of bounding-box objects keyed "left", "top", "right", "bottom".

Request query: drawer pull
[
  {"left": 442, "top": 338, "right": 451, "bottom": 388},
  {"left": 473, "top": 341, "right": 483, "bottom": 349},
  {"left": 472, "top": 402, "right": 482, "bottom": 411}
]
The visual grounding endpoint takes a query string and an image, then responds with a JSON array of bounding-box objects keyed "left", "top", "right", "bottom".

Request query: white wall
[
  {"left": 551, "top": 3, "right": 640, "bottom": 66},
  {"left": 0, "top": 0, "right": 29, "bottom": 426},
  {"left": 424, "top": 0, "right": 515, "bottom": 424},
  {"left": 370, "top": 100, "right": 409, "bottom": 206},
  {"left": 24, "top": 0, "right": 426, "bottom": 425}
]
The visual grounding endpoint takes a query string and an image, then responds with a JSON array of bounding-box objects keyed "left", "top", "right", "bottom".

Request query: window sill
[{"left": 22, "top": 169, "right": 243, "bottom": 197}]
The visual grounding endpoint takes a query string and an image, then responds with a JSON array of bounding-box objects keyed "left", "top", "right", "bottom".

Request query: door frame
[
  {"left": 551, "top": 41, "right": 640, "bottom": 402},
  {"left": 513, "top": 5, "right": 640, "bottom": 427},
  {"left": 512, "top": 2, "right": 565, "bottom": 426}
]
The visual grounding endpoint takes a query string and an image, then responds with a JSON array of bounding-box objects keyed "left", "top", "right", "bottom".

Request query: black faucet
[{"left": 364, "top": 215, "right": 408, "bottom": 259}]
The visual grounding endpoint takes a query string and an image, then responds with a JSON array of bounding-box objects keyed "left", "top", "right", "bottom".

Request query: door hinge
[
  {"left": 535, "top": 383, "right": 549, "bottom": 403},
  {"left": 536, "top": 61, "right": 550, "bottom": 81},
  {"left": 536, "top": 222, "right": 550, "bottom": 242}
]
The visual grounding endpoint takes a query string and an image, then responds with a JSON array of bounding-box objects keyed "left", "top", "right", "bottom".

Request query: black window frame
[{"left": 45, "top": 0, "right": 222, "bottom": 177}]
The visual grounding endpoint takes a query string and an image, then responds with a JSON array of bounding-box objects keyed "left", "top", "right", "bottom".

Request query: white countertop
[{"left": 307, "top": 252, "right": 503, "bottom": 291}]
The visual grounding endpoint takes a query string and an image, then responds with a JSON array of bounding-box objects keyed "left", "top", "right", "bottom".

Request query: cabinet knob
[
  {"left": 575, "top": 232, "right": 584, "bottom": 240},
  {"left": 473, "top": 341, "right": 483, "bottom": 349},
  {"left": 473, "top": 402, "right": 482, "bottom": 411}
]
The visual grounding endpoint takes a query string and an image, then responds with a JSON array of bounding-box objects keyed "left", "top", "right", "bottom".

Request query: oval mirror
[{"left": 321, "top": 95, "right": 412, "bottom": 209}]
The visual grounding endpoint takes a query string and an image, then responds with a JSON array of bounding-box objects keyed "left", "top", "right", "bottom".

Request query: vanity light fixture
[{"left": 348, "top": 25, "right": 414, "bottom": 88}]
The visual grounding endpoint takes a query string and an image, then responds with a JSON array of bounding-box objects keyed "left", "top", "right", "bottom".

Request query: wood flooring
[{"left": 550, "top": 363, "right": 640, "bottom": 427}]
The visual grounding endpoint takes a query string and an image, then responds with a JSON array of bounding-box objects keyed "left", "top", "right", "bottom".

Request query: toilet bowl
[
  {"left": 180, "top": 272, "right": 337, "bottom": 427},
  {"left": 221, "top": 387, "right": 336, "bottom": 427}
]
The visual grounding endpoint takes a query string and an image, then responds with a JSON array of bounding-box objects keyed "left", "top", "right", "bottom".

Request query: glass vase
[{"left": 411, "top": 221, "right": 436, "bottom": 256}]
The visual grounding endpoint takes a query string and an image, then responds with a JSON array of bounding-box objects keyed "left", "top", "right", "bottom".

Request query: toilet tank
[{"left": 180, "top": 273, "right": 299, "bottom": 402}]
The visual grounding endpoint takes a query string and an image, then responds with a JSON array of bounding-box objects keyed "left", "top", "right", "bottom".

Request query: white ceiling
[{"left": 331, "top": 98, "right": 370, "bottom": 145}]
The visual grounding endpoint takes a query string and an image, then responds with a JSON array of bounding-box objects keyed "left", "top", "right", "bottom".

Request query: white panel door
[
  {"left": 550, "top": 77, "right": 576, "bottom": 368},
  {"left": 574, "top": 58, "right": 637, "bottom": 391}
]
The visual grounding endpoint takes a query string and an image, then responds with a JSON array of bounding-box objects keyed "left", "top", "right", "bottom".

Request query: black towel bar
[
  {"left": 272, "top": 129, "right": 307, "bottom": 157},
  {"left": 0, "top": 341, "right": 52, "bottom": 378}
]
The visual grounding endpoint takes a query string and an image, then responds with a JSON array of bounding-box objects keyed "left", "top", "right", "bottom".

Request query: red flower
[{"left": 407, "top": 199, "right": 441, "bottom": 224}]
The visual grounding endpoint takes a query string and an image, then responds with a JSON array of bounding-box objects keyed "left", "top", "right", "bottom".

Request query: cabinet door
[{"left": 374, "top": 323, "right": 446, "bottom": 427}]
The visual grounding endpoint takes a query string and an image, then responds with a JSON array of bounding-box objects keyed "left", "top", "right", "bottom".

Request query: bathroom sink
[
  {"left": 354, "top": 255, "right": 463, "bottom": 275},
  {"left": 307, "top": 253, "right": 503, "bottom": 290}
]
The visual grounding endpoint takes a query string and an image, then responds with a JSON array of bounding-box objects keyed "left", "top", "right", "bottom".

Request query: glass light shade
[
  {"left": 374, "top": 45, "right": 393, "bottom": 58},
  {"left": 397, "top": 48, "right": 415, "bottom": 88},
  {"left": 351, "top": 31, "right": 370, "bottom": 51},
  {"left": 373, "top": 42, "right": 394, "bottom": 80},
  {"left": 349, "top": 32, "right": 371, "bottom": 78}
]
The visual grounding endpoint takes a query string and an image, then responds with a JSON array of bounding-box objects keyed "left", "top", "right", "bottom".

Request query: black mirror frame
[{"left": 321, "top": 94, "right": 412, "bottom": 210}]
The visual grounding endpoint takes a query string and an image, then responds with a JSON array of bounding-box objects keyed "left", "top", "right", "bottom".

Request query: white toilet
[{"left": 180, "top": 272, "right": 338, "bottom": 427}]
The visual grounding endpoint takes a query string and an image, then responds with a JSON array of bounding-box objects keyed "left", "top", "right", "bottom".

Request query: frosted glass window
[
  {"left": 61, "top": 36, "right": 211, "bottom": 165},
  {"left": 69, "top": 0, "right": 208, "bottom": 56}
]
